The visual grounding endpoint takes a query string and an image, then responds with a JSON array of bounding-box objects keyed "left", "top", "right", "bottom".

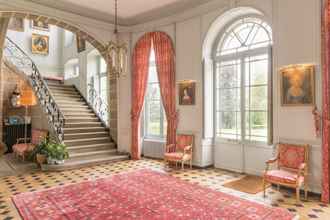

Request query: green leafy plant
[
  {"left": 45, "top": 142, "right": 69, "bottom": 161},
  {"left": 28, "top": 137, "right": 50, "bottom": 161}
]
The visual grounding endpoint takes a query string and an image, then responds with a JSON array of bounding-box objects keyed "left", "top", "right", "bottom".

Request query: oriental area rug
[{"left": 12, "top": 169, "right": 296, "bottom": 220}]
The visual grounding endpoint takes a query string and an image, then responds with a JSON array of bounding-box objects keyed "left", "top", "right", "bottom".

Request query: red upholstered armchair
[
  {"left": 164, "top": 134, "right": 194, "bottom": 170},
  {"left": 263, "top": 143, "right": 309, "bottom": 202},
  {"left": 13, "top": 129, "right": 48, "bottom": 161}
]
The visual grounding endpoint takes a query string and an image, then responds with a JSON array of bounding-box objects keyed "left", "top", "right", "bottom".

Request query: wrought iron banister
[
  {"left": 3, "top": 37, "right": 65, "bottom": 143},
  {"left": 87, "top": 83, "right": 109, "bottom": 126}
]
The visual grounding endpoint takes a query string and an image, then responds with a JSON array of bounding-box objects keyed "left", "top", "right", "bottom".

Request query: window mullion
[{"left": 241, "top": 56, "right": 245, "bottom": 143}]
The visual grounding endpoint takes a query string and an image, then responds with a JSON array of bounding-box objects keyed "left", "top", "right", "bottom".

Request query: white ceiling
[{"left": 29, "top": 0, "right": 213, "bottom": 25}]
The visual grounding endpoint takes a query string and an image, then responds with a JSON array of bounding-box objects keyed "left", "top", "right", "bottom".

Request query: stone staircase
[{"left": 41, "top": 79, "right": 129, "bottom": 170}]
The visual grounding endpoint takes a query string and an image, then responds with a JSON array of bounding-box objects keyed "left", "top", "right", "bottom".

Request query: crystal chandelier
[{"left": 107, "top": 0, "right": 128, "bottom": 78}]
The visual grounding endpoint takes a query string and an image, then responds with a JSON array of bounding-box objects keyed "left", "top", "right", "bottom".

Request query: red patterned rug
[{"left": 13, "top": 169, "right": 295, "bottom": 220}]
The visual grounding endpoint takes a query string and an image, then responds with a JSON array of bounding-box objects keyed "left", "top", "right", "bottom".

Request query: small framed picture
[
  {"left": 8, "top": 17, "right": 24, "bottom": 32},
  {"left": 31, "top": 34, "right": 49, "bottom": 55},
  {"left": 280, "top": 64, "right": 315, "bottom": 106},
  {"left": 76, "top": 35, "right": 86, "bottom": 53},
  {"left": 179, "top": 81, "right": 196, "bottom": 105},
  {"left": 32, "top": 20, "right": 49, "bottom": 31}
]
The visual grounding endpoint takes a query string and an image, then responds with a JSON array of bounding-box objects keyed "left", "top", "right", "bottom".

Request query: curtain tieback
[
  {"left": 168, "top": 112, "right": 178, "bottom": 120},
  {"left": 326, "top": 119, "right": 330, "bottom": 127}
]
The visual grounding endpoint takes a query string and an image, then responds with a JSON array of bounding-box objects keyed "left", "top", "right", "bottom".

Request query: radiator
[
  {"left": 142, "top": 139, "right": 165, "bottom": 159},
  {"left": 3, "top": 124, "right": 31, "bottom": 153}
]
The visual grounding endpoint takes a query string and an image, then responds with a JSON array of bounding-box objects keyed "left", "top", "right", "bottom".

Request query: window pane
[
  {"left": 245, "top": 111, "right": 267, "bottom": 142},
  {"left": 217, "top": 60, "right": 241, "bottom": 88},
  {"left": 147, "top": 83, "right": 161, "bottom": 100},
  {"left": 146, "top": 101, "right": 161, "bottom": 136},
  {"left": 218, "top": 88, "right": 240, "bottom": 111},
  {"left": 100, "top": 58, "right": 107, "bottom": 73},
  {"left": 217, "top": 111, "right": 241, "bottom": 140},
  {"left": 245, "top": 55, "right": 268, "bottom": 86},
  {"left": 245, "top": 86, "right": 268, "bottom": 111}
]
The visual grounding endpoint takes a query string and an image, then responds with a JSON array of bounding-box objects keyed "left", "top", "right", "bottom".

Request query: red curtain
[
  {"left": 131, "top": 33, "right": 152, "bottom": 160},
  {"left": 322, "top": 0, "right": 330, "bottom": 203},
  {"left": 152, "top": 32, "right": 177, "bottom": 145}
]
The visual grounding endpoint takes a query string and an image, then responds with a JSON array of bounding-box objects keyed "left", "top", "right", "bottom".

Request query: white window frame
[
  {"left": 144, "top": 59, "right": 166, "bottom": 140},
  {"left": 213, "top": 17, "right": 273, "bottom": 145}
]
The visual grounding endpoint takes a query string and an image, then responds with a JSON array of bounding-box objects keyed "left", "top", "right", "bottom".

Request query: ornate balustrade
[
  {"left": 3, "top": 37, "right": 65, "bottom": 142},
  {"left": 87, "top": 83, "right": 109, "bottom": 126}
]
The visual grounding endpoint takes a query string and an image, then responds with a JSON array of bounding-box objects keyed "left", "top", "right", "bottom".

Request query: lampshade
[{"left": 19, "top": 85, "right": 37, "bottom": 106}]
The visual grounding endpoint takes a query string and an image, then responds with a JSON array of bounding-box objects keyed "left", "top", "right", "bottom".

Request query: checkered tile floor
[{"left": 0, "top": 158, "right": 329, "bottom": 220}]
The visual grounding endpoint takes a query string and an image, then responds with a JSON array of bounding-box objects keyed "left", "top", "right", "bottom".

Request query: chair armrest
[
  {"left": 266, "top": 157, "right": 278, "bottom": 164},
  {"left": 298, "top": 163, "right": 307, "bottom": 177},
  {"left": 166, "top": 144, "right": 176, "bottom": 153},
  {"left": 183, "top": 145, "right": 192, "bottom": 154},
  {"left": 16, "top": 138, "right": 31, "bottom": 144}
]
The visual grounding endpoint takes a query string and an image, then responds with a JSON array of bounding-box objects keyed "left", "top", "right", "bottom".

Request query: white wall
[
  {"left": 6, "top": 19, "right": 64, "bottom": 76},
  {"left": 117, "top": 0, "right": 322, "bottom": 193}
]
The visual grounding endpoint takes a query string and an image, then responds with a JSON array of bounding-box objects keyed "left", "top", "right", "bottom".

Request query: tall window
[
  {"left": 214, "top": 17, "right": 272, "bottom": 143},
  {"left": 98, "top": 56, "right": 108, "bottom": 103},
  {"left": 144, "top": 48, "right": 167, "bottom": 139}
]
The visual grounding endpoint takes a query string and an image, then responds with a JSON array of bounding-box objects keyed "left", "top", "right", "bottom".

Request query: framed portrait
[
  {"left": 76, "top": 35, "right": 86, "bottom": 53},
  {"left": 8, "top": 17, "right": 24, "bottom": 32},
  {"left": 179, "top": 81, "right": 196, "bottom": 105},
  {"left": 280, "top": 64, "right": 315, "bottom": 106},
  {"left": 31, "top": 34, "right": 49, "bottom": 55},
  {"left": 31, "top": 20, "right": 49, "bottom": 31}
]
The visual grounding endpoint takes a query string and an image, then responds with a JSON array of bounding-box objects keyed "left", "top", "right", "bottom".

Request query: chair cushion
[
  {"left": 13, "top": 144, "right": 35, "bottom": 155},
  {"left": 164, "top": 152, "right": 184, "bottom": 160},
  {"left": 278, "top": 144, "right": 306, "bottom": 170},
  {"left": 265, "top": 170, "right": 304, "bottom": 185}
]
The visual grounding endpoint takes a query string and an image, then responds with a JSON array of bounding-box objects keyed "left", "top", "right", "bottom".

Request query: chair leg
[
  {"left": 263, "top": 178, "right": 266, "bottom": 198},
  {"left": 277, "top": 184, "right": 280, "bottom": 191},
  {"left": 304, "top": 184, "right": 308, "bottom": 200},
  {"left": 296, "top": 187, "right": 300, "bottom": 203},
  {"left": 181, "top": 161, "right": 184, "bottom": 170},
  {"left": 190, "top": 159, "right": 192, "bottom": 169}
]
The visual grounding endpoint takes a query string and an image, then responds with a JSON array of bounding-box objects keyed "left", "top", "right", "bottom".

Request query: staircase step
[
  {"left": 64, "top": 137, "right": 111, "bottom": 146},
  {"left": 56, "top": 100, "right": 86, "bottom": 106},
  {"left": 47, "top": 83, "right": 75, "bottom": 88},
  {"left": 58, "top": 103, "right": 88, "bottom": 108},
  {"left": 51, "top": 90, "right": 79, "bottom": 95},
  {"left": 49, "top": 87, "right": 77, "bottom": 93},
  {"left": 53, "top": 94, "right": 82, "bottom": 99},
  {"left": 65, "top": 122, "right": 103, "bottom": 128},
  {"left": 64, "top": 113, "right": 96, "bottom": 118},
  {"left": 65, "top": 117, "right": 100, "bottom": 123},
  {"left": 68, "top": 144, "right": 116, "bottom": 154},
  {"left": 40, "top": 153, "right": 129, "bottom": 171},
  {"left": 55, "top": 97, "right": 83, "bottom": 102},
  {"left": 63, "top": 127, "right": 107, "bottom": 134},
  {"left": 65, "top": 131, "right": 110, "bottom": 140},
  {"left": 69, "top": 149, "right": 116, "bottom": 158},
  {"left": 62, "top": 108, "right": 93, "bottom": 113}
]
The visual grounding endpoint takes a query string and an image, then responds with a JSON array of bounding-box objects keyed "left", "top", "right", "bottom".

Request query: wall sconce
[{"left": 10, "top": 85, "right": 21, "bottom": 107}]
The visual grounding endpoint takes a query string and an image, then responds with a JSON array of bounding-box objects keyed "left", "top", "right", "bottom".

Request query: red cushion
[
  {"left": 278, "top": 144, "right": 306, "bottom": 170},
  {"left": 176, "top": 135, "right": 193, "bottom": 151},
  {"left": 31, "top": 129, "right": 48, "bottom": 145},
  {"left": 164, "top": 152, "right": 184, "bottom": 160},
  {"left": 13, "top": 143, "right": 35, "bottom": 155},
  {"left": 264, "top": 170, "right": 304, "bottom": 185}
]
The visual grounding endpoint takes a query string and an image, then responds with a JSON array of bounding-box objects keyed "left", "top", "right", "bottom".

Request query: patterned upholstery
[
  {"left": 264, "top": 170, "right": 304, "bottom": 185},
  {"left": 278, "top": 144, "right": 306, "bottom": 170},
  {"left": 263, "top": 143, "right": 309, "bottom": 202},
  {"left": 164, "top": 134, "right": 194, "bottom": 169},
  {"left": 13, "top": 129, "right": 48, "bottom": 161}
]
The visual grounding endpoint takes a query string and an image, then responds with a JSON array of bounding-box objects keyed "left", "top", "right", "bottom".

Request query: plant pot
[
  {"left": 47, "top": 157, "right": 65, "bottom": 165},
  {"left": 36, "top": 153, "right": 47, "bottom": 165}
]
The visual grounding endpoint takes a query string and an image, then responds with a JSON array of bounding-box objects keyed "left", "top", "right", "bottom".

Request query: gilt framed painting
[
  {"left": 32, "top": 20, "right": 49, "bottom": 31},
  {"left": 280, "top": 64, "right": 315, "bottom": 106},
  {"left": 8, "top": 17, "right": 24, "bottom": 32},
  {"left": 179, "top": 81, "right": 196, "bottom": 105},
  {"left": 31, "top": 34, "right": 49, "bottom": 55}
]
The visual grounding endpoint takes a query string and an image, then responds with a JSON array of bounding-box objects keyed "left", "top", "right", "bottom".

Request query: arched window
[{"left": 214, "top": 17, "right": 272, "bottom": 143}]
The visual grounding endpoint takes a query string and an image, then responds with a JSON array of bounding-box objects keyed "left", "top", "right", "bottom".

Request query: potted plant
[
  {"left": 45, "top": 142, "right": 69, "bottom": 165},
  {"left": 28, "top": 137, "right": 49, "bottom": 165}
]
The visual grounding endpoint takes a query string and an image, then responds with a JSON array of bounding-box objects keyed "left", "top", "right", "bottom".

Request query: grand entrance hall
[{"left": 0, "top": 0, "right": 330, "bottom": 219}]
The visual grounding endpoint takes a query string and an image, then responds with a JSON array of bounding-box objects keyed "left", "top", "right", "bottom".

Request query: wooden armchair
[
  {"left": 164, "top": 134, "right": 194, "bottom": 170},
  {"left": 12, "top": 129, "right": 48, "bottom": 161},
  {"left": 263, "top": 143, "right": 309, "bottom": 202}
]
